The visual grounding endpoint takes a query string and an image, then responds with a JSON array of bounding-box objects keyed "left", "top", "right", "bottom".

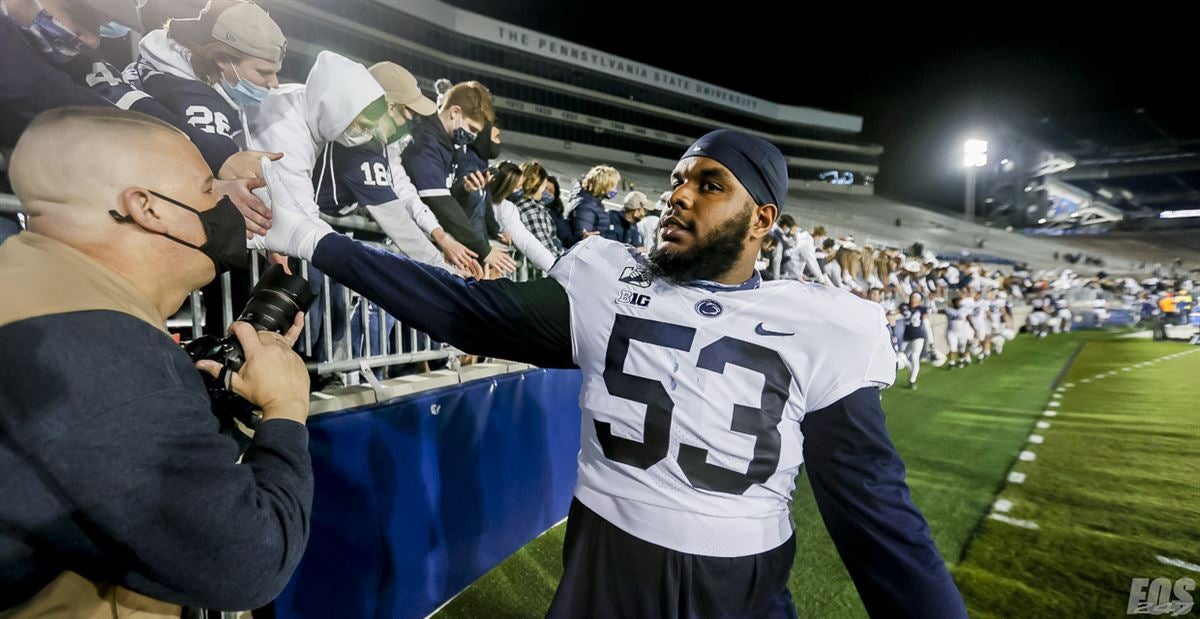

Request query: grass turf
[
  {"left": 436, "top": 330, "right": 1191, "bottom": 617},
  {"left": 954, "top": 339, "right": 1200, "bottom": 618}
]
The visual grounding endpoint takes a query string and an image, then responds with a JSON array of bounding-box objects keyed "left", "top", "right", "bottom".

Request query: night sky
[{"left": 443, "top": 1, "right": 1192, "bottom": 212}]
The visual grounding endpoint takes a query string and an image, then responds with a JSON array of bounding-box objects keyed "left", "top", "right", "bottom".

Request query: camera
[
  {"left": 185, "top": 264, "right": 315, "bottom": 437},
  {"left": 186, "top": 264, "right": 315, "bottom": 373}
]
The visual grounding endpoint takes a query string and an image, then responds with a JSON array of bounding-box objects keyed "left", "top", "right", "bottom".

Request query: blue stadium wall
[{"left": 275, "top": 369, "right": 584, "bottom": 618}]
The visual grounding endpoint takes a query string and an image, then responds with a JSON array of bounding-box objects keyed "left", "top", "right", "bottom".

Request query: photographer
[{"left": 0, "top": 108, "right": 312, "bottom": 615}]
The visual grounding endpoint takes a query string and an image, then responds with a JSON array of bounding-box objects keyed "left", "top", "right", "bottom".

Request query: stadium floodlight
[
  {"left": 963, "top": 139, "right": 989, "bottom": 168},
  {"left": 962, "top": 138, "right": 988, "bottom": 222}
]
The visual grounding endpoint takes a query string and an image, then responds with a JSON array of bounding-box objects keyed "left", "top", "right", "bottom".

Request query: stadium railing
[{"left": 1, "top": 193, "right": 547, "bottom": 414}]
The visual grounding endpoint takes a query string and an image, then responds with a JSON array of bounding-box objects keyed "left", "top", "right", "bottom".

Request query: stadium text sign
[{"left": 375, "top": 0, "right": 861, "bottom": 132}]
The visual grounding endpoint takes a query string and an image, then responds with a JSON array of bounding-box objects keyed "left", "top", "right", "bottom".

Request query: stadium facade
[{"left": 253, "top": 0, "right": 882, "bottom": 195}]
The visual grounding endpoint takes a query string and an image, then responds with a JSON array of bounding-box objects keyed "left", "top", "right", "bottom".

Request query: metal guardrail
[
  {"left": 191, "top": 221, "right": 544, "bottom": 386},
  {"left": 3, "top": 193, "right": 545, "bottom": 386}
]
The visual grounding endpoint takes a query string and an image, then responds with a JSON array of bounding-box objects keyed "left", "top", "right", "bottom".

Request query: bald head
[
  {"left": 10, "top": 107, "right": 225, "bottom": 318},
  {"left": 11, "top": 107, "right": 210, "bottom": 219}
]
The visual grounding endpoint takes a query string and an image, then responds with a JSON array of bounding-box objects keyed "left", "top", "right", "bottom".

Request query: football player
[{"left": 253, "top": 129, "right": 967, "bottom": 618}]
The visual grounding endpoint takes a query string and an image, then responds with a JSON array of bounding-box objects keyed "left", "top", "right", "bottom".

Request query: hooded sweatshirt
[
  {"left": 248, "top": 52, "right": 448, "bottom": 268},
  {"left": 248, "top": 51, "right": 385, "bottom": 220}
]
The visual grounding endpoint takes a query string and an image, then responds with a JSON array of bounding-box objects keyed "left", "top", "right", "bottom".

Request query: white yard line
[
  {"left": 1156, "top": 555, "right": 1200, "bottom": 573},
  {"left": 988, "top": 513, "right": 1039, "bottom": 530}
]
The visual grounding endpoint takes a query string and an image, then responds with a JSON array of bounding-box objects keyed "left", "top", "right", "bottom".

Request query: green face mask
[
  {"left": 372, "top": 112, "right": 412, "bottom": 145},
  {"left": 381, "top": 120, "right": 412, "bottom": 145}
]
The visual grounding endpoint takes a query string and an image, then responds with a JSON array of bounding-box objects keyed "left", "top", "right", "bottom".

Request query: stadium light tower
[{"left": 963, "top": 139, "right": 988, "bottom": 222}]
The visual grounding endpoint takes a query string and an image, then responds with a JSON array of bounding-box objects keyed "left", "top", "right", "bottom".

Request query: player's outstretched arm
[
  {"left": 256, "top": 157, "right": 573, "bottom": 366},
  {"left": 801, "top": 387, "right": 968, "bottom": 619},
  {"left": 312, "top": 234, "right": 572, "bottom": 367}
]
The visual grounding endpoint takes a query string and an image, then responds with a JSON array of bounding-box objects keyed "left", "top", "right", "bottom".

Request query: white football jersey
[{"left": 549, "top": 238, "right": 896, "bottom": 557}]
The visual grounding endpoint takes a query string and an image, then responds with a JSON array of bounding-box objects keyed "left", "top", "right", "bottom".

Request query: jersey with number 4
[{"left": 548, "top": 238, "right": 896, "bottom": 557}]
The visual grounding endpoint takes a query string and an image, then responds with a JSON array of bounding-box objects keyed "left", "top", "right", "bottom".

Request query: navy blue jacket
[
  {"left": 0, "top": 17, "right": 237, "bottom": 173},
  {"left": 401, "top": 116, "right": 490, "bottom": 263},
  {"left": 306, "top": 233, "right": 967, "bottom": 619},
  {"left": 602, "top": 210, "right": 643, "bottom": 247},
  {"left": 450, "top": 143, "right": 496, "bottom": 241},
  {"left": 1, "top": 18, "right": 106, "bottom": 148},
  {"left": 0, "top": 311, "right": 312, "bottom": 610},
  {"left": 549, "top": 206, "right": 573, "bottom": 249},
  {"left": 569, "top": 190, "right": 607, "bottom": 246}
]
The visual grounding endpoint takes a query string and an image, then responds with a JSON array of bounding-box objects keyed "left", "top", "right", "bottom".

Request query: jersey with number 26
[{"left": 548, "top": 237, "right": 896, "bottom": 557}]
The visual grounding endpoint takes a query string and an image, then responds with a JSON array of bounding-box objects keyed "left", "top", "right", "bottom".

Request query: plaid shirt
[{"left": 516, "top": 198, "right": 564, "bottom": 256}]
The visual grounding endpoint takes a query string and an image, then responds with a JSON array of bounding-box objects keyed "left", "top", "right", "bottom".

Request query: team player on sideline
[{"left": 251, "top": 129, "right": 967, "bottom": 618}]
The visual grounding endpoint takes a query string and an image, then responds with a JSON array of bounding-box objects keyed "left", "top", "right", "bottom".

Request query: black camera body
[
  {"left": 185, "top": 264, "right": 315, "bottom": 438},
  {"left": 186, "top": 264, "right": 316, "bottom": 373}
]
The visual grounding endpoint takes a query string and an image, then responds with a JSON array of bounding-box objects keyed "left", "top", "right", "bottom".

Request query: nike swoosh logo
[{"left": 755, "top": 323, "right": 794, "bottom": 337}]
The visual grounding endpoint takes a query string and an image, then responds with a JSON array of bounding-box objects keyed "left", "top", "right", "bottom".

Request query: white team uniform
[
  {"left": 968, "top": 298, "right": 991, "bottom": 339},
  {"left": 1029, "top": 298, "right": 1048, "bottom": 327},
  {"left": 945, "top": 306, "right": 971, "bottom": 352},
  {"left": 1092, "top": 298, "right": 1109, "bottom": 324},
  {"left": 1053, "top": 298, "right": 1072, "bottom": 332},
  {"left": 988, "top": 299, "right": 1005, "bottom": 332},
  {"left": 548, "top": 238, "right": 896, "bottom": 557}
]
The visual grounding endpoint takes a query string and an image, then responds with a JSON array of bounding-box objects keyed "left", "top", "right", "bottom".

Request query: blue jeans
[
  {"left": 304, "top": 264, "right": 348, "bottom": 362},
  {"left": 349, "top": 298, "right": 396, "bottom": 359}
]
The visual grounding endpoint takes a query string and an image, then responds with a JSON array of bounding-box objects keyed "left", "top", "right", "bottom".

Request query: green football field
[{"left": 435, "top": 330, "right": 1200, "bottom": 618}]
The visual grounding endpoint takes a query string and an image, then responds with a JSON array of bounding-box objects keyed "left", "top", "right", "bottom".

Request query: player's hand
[
  {"left": 462, "top": 170, "right": 491, "bottom": 193},
  {"left": 215, "top": 177, "right": 271, "bottom": 237},
  {"left": 497, "top": 232, "right": 512, "bottom": 245},
  {"left": 218, "top": 150, "right": 284, "bottom": 181},
  {"left": 483, "top": 246, "right": 516, "bottom": 276},
  {"left": 250, "top": 157, "right": 333, "bottom": 260},
  {"left": 436, "top": 232, "right": 481, "bottom": 277},
  {"left": 195, "top": 314, "right": 310, "bottom": 425}
]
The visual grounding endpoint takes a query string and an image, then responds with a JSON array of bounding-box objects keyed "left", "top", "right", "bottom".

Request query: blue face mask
[
  {"left": 99, "top": 21, "right": 132, "bottom": 39},
  {"left": 220, "top": 66, "right": 270, "bottom": 107},
  {"left": 12, "top": 0, "right": 86, "bottom": 63},
  {"left": 606, "top": 190, "right": 618, "bottom": 200},
  {"left": 540, "top": 193, "right": 555, "bottom": 206},
  {"left": 451, "top": 115, "right": 477, "bottom": 147}
]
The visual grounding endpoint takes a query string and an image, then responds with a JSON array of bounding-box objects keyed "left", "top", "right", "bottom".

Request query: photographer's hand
[{"left": 196, "top": 314, "right": 310, "bottom": 425}]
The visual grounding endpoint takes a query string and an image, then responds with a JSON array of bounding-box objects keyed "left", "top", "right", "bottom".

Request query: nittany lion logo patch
[{"left": 618, "top": 266, "right": 652, "bottom": 288}]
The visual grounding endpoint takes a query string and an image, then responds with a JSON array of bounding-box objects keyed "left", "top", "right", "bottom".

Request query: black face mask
[
  {"left": 109, "top": 191, "right": 248, "bottom": 274},
  {"left": 470, "top": 123, "right": 501, "bottom": 160}
]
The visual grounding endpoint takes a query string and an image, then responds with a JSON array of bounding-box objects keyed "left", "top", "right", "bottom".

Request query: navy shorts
[{"left": 547, "top": 498, "right": 798, "bottom": 619}]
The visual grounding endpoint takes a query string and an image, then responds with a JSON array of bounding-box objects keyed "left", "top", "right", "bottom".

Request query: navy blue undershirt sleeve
[
  {"left": 801, "top": 387, "right": 968, "bottom": 619},
  {"left": 312, "top": 233, "right": 574, "bottom": 368}
]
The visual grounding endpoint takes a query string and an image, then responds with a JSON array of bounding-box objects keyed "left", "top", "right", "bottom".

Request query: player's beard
[{"left": 647, "top": 203, "right": 752, "bottom": 284}]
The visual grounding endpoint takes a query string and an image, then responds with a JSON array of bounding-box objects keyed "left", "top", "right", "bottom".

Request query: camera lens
[
  {"left": 186, "top": 264, "right": 316, "bottom": 372},
  {"left": 236, "top": 265, "right": 317, "bottom": 334}
]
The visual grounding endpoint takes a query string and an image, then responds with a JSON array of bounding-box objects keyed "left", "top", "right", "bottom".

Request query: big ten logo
[
  {"left": 1128, "top": 577, "right": 1195, "bottom": 616},
  {"left": 616, "top": 289, "right": 651, "bottom": 308}
]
